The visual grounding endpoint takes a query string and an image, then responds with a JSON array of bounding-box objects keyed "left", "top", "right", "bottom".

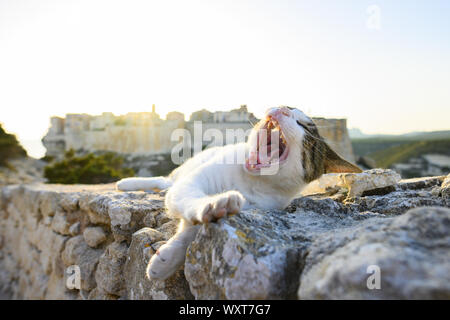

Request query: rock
[
  {"left": 124, "top": 227, "right": 193, "bottom": 300},
  {"left": 348, "top": 188, "right": 447, "bottom": 215},
  {"left": 442, "top": 174, "right": 450, "bottom": 188},
  {"left": 59, "top": 194, "right": 80, "bottom": 212},
  {"left": 298, "top": 207, "right": 450, "bottom": 299},
  {"left": 61, "top": 235, "right": 103, "bottom": 291},
  {"left": 398, "top": 175, "right": 446, "bottom": 190},
  {"left": 109, "top": 205, "right": 132, "bottom": 227},
  {"left": 341, "top": 169, "right": 401, "bottom": 199},
  {"left": 83, "top": 227, "right": 107, "bottom": 248},
  {"left": 185, "top": 183, "right": 450, "bottom": 300},
  {"left": 46, "top": 272, "right": 79, "bottom": 300},
  {"left": 51, "top": 211, "right": 71, "bottom": 235},
  {"left": 87, "top": 288, "right": 119, "bottom": 300},
  {"left": 0, "top": 184, "right": 173, "bottom": 299},
  {"left": 88, "top": 192, "right": 166, "bottom": 244},
  {"left": 1, "top": 181, "right": 450, "bottom": 300},
  {"left": 95, "top": 242, "right": 128, "bottom": 296},
  {"left": 36, "top": 226, "right": 68, "bottom": 275},
  {"left": 301, "top": 169, "right": 401, "bottom": 199},
  {"left": 185, "top": 209, "right": 313, "bottom": 299},
  {"left": 39, "top": 191, "right": 61, "bottom": 217},
  {"left": 441, "top": 174, "right": 450, "bottom": 199},
  {"left": 69, "top": 222, "right": 81, "bottom": 236}
]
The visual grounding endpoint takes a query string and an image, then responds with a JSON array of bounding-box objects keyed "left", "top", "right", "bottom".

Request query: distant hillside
[
  {"left": 367, "top": 139, "right": 450, "bottom": 168},
  {"left": 351, "top": 130, "right": 450, "bottom": 177},
  {"left": 351, "top": 130, "right": 450, "bottom": 158},
  {"left": 401, "top": 130, "right": 450, "bottom": 140},
  {"left": 349, "top": 129, "right": 450, "bottom": 142},
  {"left": 352, "top": 138, "right": 411, "bottom": 158}
]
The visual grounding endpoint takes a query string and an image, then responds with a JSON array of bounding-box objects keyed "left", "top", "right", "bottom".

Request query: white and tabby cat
[{"left": 117, "top": 106, "right": 361, "bottom": 280}]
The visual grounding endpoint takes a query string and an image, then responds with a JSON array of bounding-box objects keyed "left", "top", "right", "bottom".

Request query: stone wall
[
  {"left": 1, "top": 171, "right": 449, "bottom": 299},
  {"left": 0, "top": 183, "right": 191, "bottom": 299}
]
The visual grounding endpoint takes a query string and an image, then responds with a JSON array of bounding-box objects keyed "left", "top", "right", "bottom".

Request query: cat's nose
[
  {"left": 266, "top": 107, "right": 290, "bottom": 120},
  {"left": 280, "top": 107, "right": 291, "bottom": 116}
]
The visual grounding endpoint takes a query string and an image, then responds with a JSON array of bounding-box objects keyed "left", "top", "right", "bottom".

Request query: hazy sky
[{"left": 1, "top": 0, "right": 449, "bottom": 158}]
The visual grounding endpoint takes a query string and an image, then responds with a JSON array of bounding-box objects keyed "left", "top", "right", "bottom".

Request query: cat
[{"left": 116, "top": 106, "right": 362, "bottom": 280}]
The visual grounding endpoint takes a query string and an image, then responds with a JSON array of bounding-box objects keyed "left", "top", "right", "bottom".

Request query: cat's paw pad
[
  {"left": 198, "top": 191, "right": 245, "bottom": 223},
  {"left": 146, "top": 240, "right": 185, "bottom": 280}
]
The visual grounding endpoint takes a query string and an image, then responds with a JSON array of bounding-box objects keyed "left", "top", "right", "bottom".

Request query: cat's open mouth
[{"left": 246, "top": 117, "right": 289, "bottom": 172}]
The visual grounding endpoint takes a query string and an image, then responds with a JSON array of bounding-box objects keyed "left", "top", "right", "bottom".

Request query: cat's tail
[{"left": 116, "top": 176, "right": 173, "bottom": 192}]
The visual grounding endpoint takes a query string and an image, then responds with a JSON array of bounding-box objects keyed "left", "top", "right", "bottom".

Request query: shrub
[
  {"left": 0, "top": 123, "right": 27, "bottom": 167},
  {"left": 44, "top": 150, "right": 134, "bottom": 184}
]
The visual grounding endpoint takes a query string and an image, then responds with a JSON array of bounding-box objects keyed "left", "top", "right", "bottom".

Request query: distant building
[
  {"left": 189, "top": 109, "right": 214, "bottom": 122},
  {"left": 312, "top": 118, "right": 356, "bottom": 163},
  {"left": 42, "top": 106, "right": 356, "bottom": 163},
  {"left": 42, "top": 105, "right": 257, "bottom": 158}
]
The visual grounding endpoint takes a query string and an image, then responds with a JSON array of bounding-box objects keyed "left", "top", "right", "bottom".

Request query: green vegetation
[
  {"left": 40, "top": 155, "right": 55, "bottom": 163},
  {"left": 352, "top": 131, "right": 450, "bottom": 158},
  {"left": 0, "top": 123, "right": 27, "bottom": 167},
  {"left": 353, "top": 138, "right": 450, "bottom": 168},
  {"left": 44, "top": 150, "right": 134, "bottom": 184},
  {"left": 352, "top": 138, "right": 411, "bottom": 158}
]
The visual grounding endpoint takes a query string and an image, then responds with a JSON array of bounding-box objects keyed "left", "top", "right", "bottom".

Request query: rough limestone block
[
  {"left": 185, "top": 210, "right": 309, "bottom": 300},
  {"left": 298, "top": 207, "right": 450, "bottom": 299},
  {"left": 398, "top": 175, "right": 446, "bottom": 190},
  {"left": 94, "top": 241, "right": 128, "bottom": 296},
  {"left": 39, "top": 191, "right": 61, "bottom": 217},
  {"left": 340, "top": 169, "right": 401, "bottom": 198},
  {"left": 441, "top": 173, "right": 450, "bottom": 199},
  {"left": 124, "top": 227, "right": 193, "bottom": 300},
  {"left": 302, "top": 169, "right": 402, "bottom": 199},
  {"left": 87, "top": 287, "right": 119, "bottom": 300},
  {"left": 61, "top": 235, "right": 103, "bottom": 291},
  {"left": 83, "top": 227, "right": 107, "bottom": 248},
  {"left": 51, "top": 210, "right": 71, "bottom": 235},
  {"left": 88, "top": 192, "right": 166, "bottom": 243},
  {"left": 36, "top": 226, "right": 68, "bottom": 275},
  {"left": 59, "top": 193, "right": 80, "bottom": 212},
  {"left": 69, "top": 222, "right": 81, "bottom": 236}
]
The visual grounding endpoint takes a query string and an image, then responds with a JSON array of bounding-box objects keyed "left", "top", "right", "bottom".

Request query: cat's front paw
[
  {"left": 197, "top": 191, "right": 245, "bottom": 223},
  {"left": 146, "top": 240, "right": 186, "bottom": 280}
]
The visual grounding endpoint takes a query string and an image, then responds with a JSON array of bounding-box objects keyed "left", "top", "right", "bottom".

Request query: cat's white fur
[{"left": 117, "top": 107, "right": 318, "bottom": 280}]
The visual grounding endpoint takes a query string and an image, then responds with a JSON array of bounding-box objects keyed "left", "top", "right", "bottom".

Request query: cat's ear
[{"left": 323, "top": 143, "right": 362, "bottom": 174}]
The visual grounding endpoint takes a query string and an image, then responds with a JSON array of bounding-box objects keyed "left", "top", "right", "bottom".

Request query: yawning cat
[{"left": 116, "top": 106, "right": 361, "bottom": 280}]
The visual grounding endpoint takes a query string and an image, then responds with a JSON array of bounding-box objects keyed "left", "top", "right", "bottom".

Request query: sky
[{"left": 0, "top": 0, "right": 449, "bottom": 158}]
